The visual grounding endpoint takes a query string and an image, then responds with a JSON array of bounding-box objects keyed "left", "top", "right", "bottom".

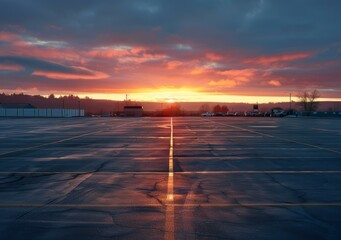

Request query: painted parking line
[
  {"left": 1, "top": 170, "right": 341, "bottom": 175},
  {"left": 0, "top": 121, "right": 140, "bottom": 157},
  {"left": 206, "top": 119, "right": 341, "bottom": 154},
  {"left": 165, "top": 117, "right": 175, "bottom": 240},
  {"left": 0, "top": 171, "right": 168, "bottom": 175},
  {"left": 183, "top": 203, "right": 341, "bottom": 207},
  {"left": 0, "top": 202, "right": 341, "bottom": 208},
  {"left": 2, "top": 156, "right": 339, "bottom": 160},
  {"left": 312, "top": 128, "right": 341, "bottom": 133},
  {"left": 177, "top": 170, "right": 341, "bottom": 174},
  {"left": 3, "top": 147, "right": 331, "bottom": 151},
  {"left": 0, "top": 219, "right": 121, "bottom": 226}
]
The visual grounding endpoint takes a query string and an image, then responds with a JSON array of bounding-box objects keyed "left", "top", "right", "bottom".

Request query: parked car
[
  {"left": 272, "top": 111, "right": 287, "bottom": 117},
  {"left": 201, "top": 112, "right": 214, "bottom": 117},
  {"left": 215, "top": 112, "right": 225, "bottom": 116}
]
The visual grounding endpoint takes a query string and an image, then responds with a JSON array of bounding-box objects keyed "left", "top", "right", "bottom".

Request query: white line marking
[
  {"left": 0, "top": 121, "right": 137, "bottom": 157},
  {"left": 165, "top": 117, "right": 175, "bottom": 240},
  {"left": 312, "top": 128, "right": 341, "bottom": 133},
  {"left": 177, "top": 170, "right": 341, "bottom": 174},
  {"left": 206, "top": 119, "right": 341, "bottom": 154},
  {"left": 249, "top": 126, "right": 278, "bottom": 128},
  {"left": 1, "top": 156, "right": 339, "bottom": 161}
]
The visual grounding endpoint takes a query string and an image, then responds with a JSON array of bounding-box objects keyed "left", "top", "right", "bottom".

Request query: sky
[{"left": 0, "top": 0, "right": 340, "bottom": 103}]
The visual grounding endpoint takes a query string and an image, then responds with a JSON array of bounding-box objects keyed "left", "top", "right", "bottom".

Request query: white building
[{"left": 0, "top": 103, "right": 84, "bottom": 117}]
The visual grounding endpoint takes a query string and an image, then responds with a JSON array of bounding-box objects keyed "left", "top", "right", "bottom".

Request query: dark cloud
[
  {"left": 0, "top": 56, "right": 77, "bottom": 73},
  {"left": 0, "top": 0, "right": 340, "bottom": 98},
  {"left": 1, "top": 0, "right": 340, "bottom": 51},
  {"left": 0, "top": 56, "right": 108, "bottom": 80}
]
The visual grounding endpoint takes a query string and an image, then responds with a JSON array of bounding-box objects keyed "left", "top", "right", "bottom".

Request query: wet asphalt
[{"left": 0, "top": 117, "right": 340, "bottom": 240}]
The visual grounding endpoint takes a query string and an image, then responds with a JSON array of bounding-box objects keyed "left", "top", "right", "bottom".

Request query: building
[
  {"left": 0, "top": 103, "right": 84, "bottom": 117},
  {"left": 124, "top": 106, "right": 143, "bottom": 117},
  {"left": 0, "top": 103, "right": 36, "bottom": 109},
  {"left": 253, "top": 104, "right": 259, "bottom": 113}
]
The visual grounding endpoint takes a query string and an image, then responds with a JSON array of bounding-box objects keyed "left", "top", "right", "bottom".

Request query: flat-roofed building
[
  {"left": 0, "top": 103, "right": 84, "bottom": 117},
  {"left": 0, "top": 103, "right": 36, "bottom": 109},
  {"left": 124, "top": 106, "right": 143, "bottom": 117}
]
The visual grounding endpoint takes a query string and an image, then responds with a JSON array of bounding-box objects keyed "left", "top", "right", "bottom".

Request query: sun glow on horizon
[
  {"left": 166, "top": 98, "right": 176, "bottom": 103},
  {"left": 2, "top": 88, "right": 340, "bottom": 104},
  {"left": 73, "top": 89, "right": 341, "bottom": 103}
]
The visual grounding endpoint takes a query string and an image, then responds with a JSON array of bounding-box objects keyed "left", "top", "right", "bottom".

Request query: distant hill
[{"left": 0, "top": 93, "right": 340, "bottom": 115}]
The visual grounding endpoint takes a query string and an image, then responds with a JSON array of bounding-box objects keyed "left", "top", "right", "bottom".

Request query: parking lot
[{"left": 0, "top": 117, "right": 340, "bottom": 240}]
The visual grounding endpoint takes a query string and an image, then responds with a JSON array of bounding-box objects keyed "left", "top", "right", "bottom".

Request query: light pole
[
  {"left": 62, "top": 99, "right": 65, "bottom": 117},
  {"left": 78, "top": 100, "right": 81, "bottom": 117}
]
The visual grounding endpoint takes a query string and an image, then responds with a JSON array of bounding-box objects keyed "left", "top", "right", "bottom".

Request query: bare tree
[
  {"left": 221, "top": 105, "right": 229, "bottom": 113},
  {"left": 297, "top": 90, "right": 320, "bottom": 115},
  {"left": 213, "top": 104, "right": 222, "bottom": 113},
  {"left": 199, "top": 104, "right": 210, "bottom": 113}
]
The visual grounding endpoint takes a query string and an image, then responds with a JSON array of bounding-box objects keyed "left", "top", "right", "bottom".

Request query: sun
[{"left": 166, "top": 98, "right": 175, "bottom": 103}]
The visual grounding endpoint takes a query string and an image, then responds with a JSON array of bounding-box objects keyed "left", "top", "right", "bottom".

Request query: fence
[{"left": 0, "top": 108, "right": 84, "bottom": 117}]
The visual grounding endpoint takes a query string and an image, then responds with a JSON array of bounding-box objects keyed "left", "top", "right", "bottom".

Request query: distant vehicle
[
  {"left": 214, "top": 112, "right": 225, "bottom": 116},
  {"left": 201, "top": 112, "right": 214, "bottom": 117},
  {"left": 244, "top": 112, "right": 258, "bottom": 117},
  {"left": 273, "top": 111, "right": 287, "bottom": 117},
  {"left": 254, "top": 112, "right": 264, "bottom": 117},
  {"left": 234, "top": 112, "right": 242, "bottom": 116},
  {"left": 270, "top": 107, "right": 286, "bottom": 117},
  {"left": 226, "top": 112, "right": 235, "bottom": 116}
]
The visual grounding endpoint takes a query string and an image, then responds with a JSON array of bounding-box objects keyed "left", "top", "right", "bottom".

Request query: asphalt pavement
[{"left": 0, "top": 117, "right": 340, "bottom": 240}]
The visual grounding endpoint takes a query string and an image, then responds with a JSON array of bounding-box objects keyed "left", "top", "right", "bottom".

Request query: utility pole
[
  {"left": 289, "top": 93, "right": 292, "bottom": 110},
  {"left": 78, "top": 100, "right": 81, "bottom": 117},
  {"left": 125, "top": 94, "right": 128, "bottom": 106},
  {"left": 62, "top": 98, "right": 65, "bottom": 117}
]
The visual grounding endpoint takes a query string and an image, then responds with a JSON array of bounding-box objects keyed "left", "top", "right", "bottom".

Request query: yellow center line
[
  {"left": 165, "top": 117, "right": 175, "bottom": 240},
  {"left": 0, "top": 203, "right": 341, "bottom": 208},
  {"left": 1, "top": 170, "right": 341, "bottom": 175}
]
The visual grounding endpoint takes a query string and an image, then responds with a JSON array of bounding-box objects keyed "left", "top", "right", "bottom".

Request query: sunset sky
[{"left": 0, "top": 0, "right": 340, "bottom": 103}]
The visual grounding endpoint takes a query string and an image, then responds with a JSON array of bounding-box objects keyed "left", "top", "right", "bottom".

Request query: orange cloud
[
  {"left": 0, "top": 63, "right": 24, "bottom": 71},
  {"left": 206, "top": 52, "right": 223, "bottom": 61},
  {"left": 119, "top": 53, "right": 167, "bottom": 64},
  {"left": 217, "top": 68, "right": 257, "bottom": 81},
  {"left": 0, "top": 32, "right": 20, "bottom": 41},
  {"left": 190, "top": 67, "right": 208, "bottom": 75},
  {"left": 209, "top": 68, "right": 257, "bottom": 88},
  {"left": 209, "top": 79, "right": 237, "bottom": 88},
  {"left": 0, "top": 40, "right": 82, "bottom": 63},
  {"left": 268, "top": 80, "right": 282, "bottom": 86},
  {"left": 246, "top": 52, "right": 313, "bottom": 65},
  {"left": 87, "top": 49, "right": 130, "bottom": 58},
  {"left": 167, "top": 61, "right": 183, "bottom": 69},
  {"left": 87, "top": 46, "right": 167, "bottom": 63},
  {"left": 32, "top": 67, "right": 109, "bottom": 80}
]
